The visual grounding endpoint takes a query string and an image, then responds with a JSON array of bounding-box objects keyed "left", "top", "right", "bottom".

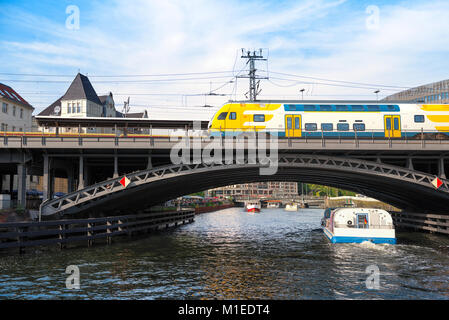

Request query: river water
[{"left": 0, "top": 208, "right": 449, "bottom": 299}]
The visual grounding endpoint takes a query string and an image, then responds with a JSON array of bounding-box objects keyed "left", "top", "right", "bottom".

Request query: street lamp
[
  {"left": 374, "top": 90, "right": 380, "bottom": 101},
  {"left": 300, "top": 88, "right": 305, "bottom": 100}
]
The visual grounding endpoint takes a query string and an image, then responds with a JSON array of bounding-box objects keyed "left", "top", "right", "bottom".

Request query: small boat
[
  {"left": 321, "top": 207, "right": 396, "bottom": 244},
  {"left": 266, "top": 201, "right": 280, "bottom": 208},
  {"left": 246, "top": 201, "right": 261, "bottom": 213},
  {"left": 284, "top": 202, "right": 298, "bottom": 211}
]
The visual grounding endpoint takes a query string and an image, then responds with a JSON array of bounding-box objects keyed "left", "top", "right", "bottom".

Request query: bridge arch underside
[{"left": 65, "top": 165, "right": 449, "bottom": 217}]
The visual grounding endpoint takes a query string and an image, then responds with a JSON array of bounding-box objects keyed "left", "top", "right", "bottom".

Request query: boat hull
[
  {"left": 322, "top": 226, "right": 396, "bottom": 244},
  {"left": 246, "top": 207, "right": 261, "bottom": 213}
]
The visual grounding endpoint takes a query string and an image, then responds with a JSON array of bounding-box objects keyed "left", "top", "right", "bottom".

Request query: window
[
  {"left": 12, "top": 126, "right": 15, "bottom": 132},
  {"left": 337, "top": 123, "right": 349, "bottom": 131},
  {"left": 393, "top": 117, "right": 399, "bottom": 130},
  {"left": 0, "top": 124, "right": 4, "bottom": 131},
  {"left": 294, "top": 117, "right": 300, "bottom": 129},
  {"left": 217, "top": 112, "right": 227, "bottom": 120},
  {"left": 351, "top": 105, "right": 364, "bottom": 111},
  {"left": 19, "top": 128, "right": 22, "bottom": 132},
  {"left": 2, "top": 103, "right": 8, "bottom": 113},
  {"left": 385, "top": 118, "right": 391, "bottom": 130},
  {"left": 287, "top": 105, "right": 296, "bottom": 111},
  {"left": 367, "top": 105, "right": 380, "bottom": 111},
  {"left": 414, "top": 115, "right": 424, "bottom": 123},
  {"left": 72, "top": 104, "right": 76, "bottom": 113},
  {"left": 229, "top": 112, "right": 236, "bottom": 120},
  {"left": 286, "top": 117, "right": 292, "bottom": 129},
  {"left": 305, "top": 123, "right": 317, "bottom": 131},
  {"left": 253, "top": 114, "right": 265, "bottom": 122},
  {"left": 20, "top": 108, "right": 23, "bottom": 119},
  {"left": 386, "top": 105, "right": 397, "bottom": 111},
  {"left": 353, "top": 123, "right": 366, "bottom": 131},
  {"left": 77, "top": 103, "right": 81, "bottom": 113},
  {"left": 304, "top": 105, "right": 316, "bottom": 111},
  {"left": 12, "top": 106, "right": 16, "bottom": 116},
  {"left": 336, "top": 105, "right": 348, "bottom": 111},
  {"left": 319, "top": 105, "right": 332, "bottom": 111},
  {"left": 67, "top": 103, "right": 71, "bottom": 113},
  {"left": 321, "top": 123, "right": 333, "bottom": 131}
]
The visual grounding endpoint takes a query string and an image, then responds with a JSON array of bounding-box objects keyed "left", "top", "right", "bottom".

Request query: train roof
[{"left": 226, "top": 99, "right": 422, "bottom": 104}]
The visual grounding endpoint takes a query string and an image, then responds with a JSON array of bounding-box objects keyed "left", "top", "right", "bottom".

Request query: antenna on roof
[{"left": 122, "top": 97, "right": 130, "bottom": 116}]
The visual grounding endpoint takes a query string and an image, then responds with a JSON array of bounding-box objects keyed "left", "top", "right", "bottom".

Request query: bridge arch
[{"left": 40, "top": 154, "right": 449, "bottom": 217}]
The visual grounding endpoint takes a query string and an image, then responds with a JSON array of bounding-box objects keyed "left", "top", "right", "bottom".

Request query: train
[{"left": 207, "top": 100, "right": 449, "bottom": 138}]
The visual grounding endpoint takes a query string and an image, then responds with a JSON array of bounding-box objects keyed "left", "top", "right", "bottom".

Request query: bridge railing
[{"left": 0, "top": 210, "right": 195, "bottom": 253}]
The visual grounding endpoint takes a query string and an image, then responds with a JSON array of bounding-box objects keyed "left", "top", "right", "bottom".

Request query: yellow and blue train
[{"left": 208, "top": 100, "right": 449, "bottom": 138}]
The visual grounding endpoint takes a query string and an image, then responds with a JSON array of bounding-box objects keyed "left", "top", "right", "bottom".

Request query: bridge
[{"left": 1, "top": 130, "right": 449, "bottom": 219}]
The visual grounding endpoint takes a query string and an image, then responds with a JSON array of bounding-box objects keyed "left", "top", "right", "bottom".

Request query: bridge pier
[
  {"left": 407, "top": 158, "right": 414, "bottom": 170},
  {"left": 439, "top": 158, "right": 446, "bottom": 179},
  {"left": 78, "top": 156, "right": 84, "bottom": 190},
  {"left": 17, "top": 163, "right": 26, "bottom": 208},
  {"left": 43, "top": 154, "right": 53, "bottom": 201},
  {"left": 113, "top": 155, "right": 118, "bottom": 178}
]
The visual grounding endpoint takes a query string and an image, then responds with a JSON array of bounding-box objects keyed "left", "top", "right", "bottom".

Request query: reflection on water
[{"left": 0, "top": 208, "right": 449, "bottom": 299}]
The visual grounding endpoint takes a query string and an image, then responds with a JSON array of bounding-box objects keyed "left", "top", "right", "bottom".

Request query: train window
[
  {"left": 229, "top": 112, "right": 237, "bottom": 120},
  {"left": 320, "top": 105, "right": 332, "bottom": 111},
  {"left": 336, "top": 105, "right": 348, "bottom": 111},
  {"left": 337, "top": 123, "right": 349, "bottom": 131},
  {"left": 351, "top": 105, "right": 364, "bottom": 111},
  {"left": 386, "top": 118, "right": 391, "bottom": 130},
  {"left": 321, "top": 123, "right": 333, "bottom": 131},
  {"left": 394, "top": 117, "right": 399, "bottom": 130},
  {"left": 287, "top": 105, "right": 296, "bottom": 111},
  {"left": 305, "top": 123, "right": 317, "bottom": 131},
  {"left": 353, "top": 123, "right": 366, "bottom": 131},
  {"left": 253, "top": 114, "right": 265, "bottom": 122},
  {"left": 304, "top": 105, "right": 316, "bottom": 111},
  {"left": 295, "top": 117, "right": 300, "bottom": 129},
  {"left": 414, "top": 115, "right": 425, "bottom": 123},
  {"left": 367, "top": 105, "right": 380, "bottom": 111},
  {"left": 387, "top": 105, "right": 396, "bottom": 111},
  {"left": 286, "top": 117, "right": 292, "bottom": 129},
  {"left": 217, "top": 112, "right": 228, "bottom": 120}
]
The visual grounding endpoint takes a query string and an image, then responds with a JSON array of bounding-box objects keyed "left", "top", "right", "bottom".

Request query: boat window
[
  {"left": 356, "top": 213, "right": 369, "bottom": 229},
  {"left": 305, "top": 123, "right": 317, "bottom": 131},
  {"left": 321, "top": 123, "right": 333, "bottom": 131},
  {"left": 353, "top": 123, "right": 366, "bottom": 131},
  {"left": 253, "top": 114, "right": 265, "bottom": 122},
  {"left": 229, "top": 112, "right": 237, "bottom": 120},
  {"left": 336, "top": 105, "right": 348, "bottom": 111},
  {"left": 414, "top": 115, "right": 425, "bottom": 123},
  {"left": 337, "top": 123, "right": 349, "bottom": 131},
  {"left": 217, "top": 112, "right": 228, "bottom": 120}
]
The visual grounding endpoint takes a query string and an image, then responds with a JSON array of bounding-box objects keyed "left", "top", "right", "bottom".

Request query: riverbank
[{"left": 194, "top": 203, "right": 235, "bottom": 214}]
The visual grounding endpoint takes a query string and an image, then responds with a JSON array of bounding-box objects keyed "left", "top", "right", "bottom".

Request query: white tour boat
[
  {"left": 321, "top": 207, "right": 396, "bottom": 244},
  {"left": 284, "top": 202, "right": 298, "bottom": 211}
]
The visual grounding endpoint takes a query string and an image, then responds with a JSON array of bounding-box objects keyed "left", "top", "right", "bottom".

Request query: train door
[
  {"left": 384, "top": 115, "right": 401, "bottom": 138},
  {"left": 285, "top": 115, "right": 301, "bottom": 137}
]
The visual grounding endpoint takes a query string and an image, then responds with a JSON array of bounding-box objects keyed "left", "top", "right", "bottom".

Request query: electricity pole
[{"left": 237, "top": 49, "right": 268, "bottom": 101}]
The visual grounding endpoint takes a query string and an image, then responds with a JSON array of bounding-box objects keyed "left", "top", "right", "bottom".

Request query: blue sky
[{"left": 1, "top": 0, "right": 449, "bottom": 115}]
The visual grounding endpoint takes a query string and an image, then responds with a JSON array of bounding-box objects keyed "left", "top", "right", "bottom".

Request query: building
[
  {"left": 383, "top": 79, "right": 449, "bottom": 103},
  {"left": 37, "top": 73, "right": 148, "bottom": 134},
  {"left": 206, "top": 182, "right": 298, "bottom": 199},
  {"left": 0, "top": 83, "right": 34, "bottom": 132}
]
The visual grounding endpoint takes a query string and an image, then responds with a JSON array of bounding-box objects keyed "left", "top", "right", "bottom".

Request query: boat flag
[
  {"left": 431, "top": 177, "right": 443, "bottom": 189},
  {"left": 119, "top": 176, "right": 130, "bottom": 188}
]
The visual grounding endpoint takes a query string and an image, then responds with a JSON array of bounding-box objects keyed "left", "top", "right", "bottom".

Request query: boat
[
  {"left": 245, "top": 201, "right": 261, "bottom": 213},
  {"left": 266, "top": 201, "right": 281, "bottom": 208},
  {"left": 284, "top": 202, "right": 298, "bottom": 211},
  {"left": 321, "top": 207, "right": 396, "bottom": 244}
]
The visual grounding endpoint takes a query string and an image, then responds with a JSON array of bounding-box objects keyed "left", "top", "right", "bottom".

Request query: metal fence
[{"left": 0, "top": 209, "right": 195, "bottom": 253}]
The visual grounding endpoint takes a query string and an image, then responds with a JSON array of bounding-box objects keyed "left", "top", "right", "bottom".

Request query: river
[{"left": 0, "top": 208, "right": 448, "bottom": 299}]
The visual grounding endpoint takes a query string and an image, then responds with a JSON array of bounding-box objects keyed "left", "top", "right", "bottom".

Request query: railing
[
  {"left": 333, "top": 223, "right": 394, "bottom": 229},
  {"left": 0, "top": 210, "right": 195, "bottom": 253},
  {"left": 391, "top": 212, "right": 449, "bottom": 235}
]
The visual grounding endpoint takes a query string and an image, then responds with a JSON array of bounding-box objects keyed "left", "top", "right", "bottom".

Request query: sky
[{"left": 1, "top": 0, "right": 449, "bottom": 117}]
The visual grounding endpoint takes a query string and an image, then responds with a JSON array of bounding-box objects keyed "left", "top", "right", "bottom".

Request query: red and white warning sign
[
  {"left": 431, "top": 177, "right": 443, "bottom": 189},
  {"left": 119, "top": 176, "right": 130, "bottom": 188}
]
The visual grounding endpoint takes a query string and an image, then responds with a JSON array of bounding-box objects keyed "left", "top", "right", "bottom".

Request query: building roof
[
  {"left": 0, "top": 83, "right": 34, "bottom": 109},
  {"left": 98, "top": 92, "right": 113, "bottom": 105},
  {"left": 61, "top": 73, "right": 102, "bottom": 105},
  {"left": 38, "top": 96, "right": 63, "bottom": 116}
]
